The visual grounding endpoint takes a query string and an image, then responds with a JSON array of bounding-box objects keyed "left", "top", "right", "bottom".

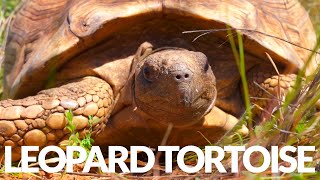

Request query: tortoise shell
[{"left": 3, "top": 0, "right": 317, "bottom": 100}]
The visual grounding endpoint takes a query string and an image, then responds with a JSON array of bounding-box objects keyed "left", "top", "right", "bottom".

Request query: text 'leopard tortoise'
[{"left": 0, "top": 0, "right": 318, "bottom": 161}]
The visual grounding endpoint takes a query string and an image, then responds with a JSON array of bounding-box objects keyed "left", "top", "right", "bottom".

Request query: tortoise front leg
[
  {"left": 246, "top": 65, "right": 297, "bottom": 122},
  {"left": 0, "top": 76, "right": 115, "bottom": 161}
]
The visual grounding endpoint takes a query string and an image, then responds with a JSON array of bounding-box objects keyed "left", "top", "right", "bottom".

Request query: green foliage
[
  {"left": 0, "top": 0, "right": 20, "bottom": 17},
  {"left": 0, "top": 0, "right": 21, "bottom": 98},
  {"left": 187, "top": 22, "right": 320, "bottom": 178},
  {"left": 80, "top": 115, "right": 95, "bottom": 152},
  {"left": 59, "top": 110, "right": 96, "bottom": 179},
  {"left": 227, "top": 28, "right": 253, "bottom": 137},
  {"left": 0, "top": 0, "right": 20, "bottom": 45},
  {"left": 239, "top": 33, "right": 319, "bottom": 179},
  {"left": 64, "top": 110, "right": 95, "bottom": 157}
]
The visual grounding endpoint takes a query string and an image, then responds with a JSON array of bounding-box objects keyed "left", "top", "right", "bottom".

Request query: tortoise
[{"left": 0, "top": 0, "right": 318, "bottom": 161}]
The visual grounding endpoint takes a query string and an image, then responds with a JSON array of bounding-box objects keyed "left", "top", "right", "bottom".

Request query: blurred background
[{"left": 301, "top": 0, "right": 320, "bottom": 36}]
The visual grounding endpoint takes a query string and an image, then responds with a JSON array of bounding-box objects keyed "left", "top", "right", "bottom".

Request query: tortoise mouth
[{"left": 135, "top": 92, "right": 216, "bottom": 127}]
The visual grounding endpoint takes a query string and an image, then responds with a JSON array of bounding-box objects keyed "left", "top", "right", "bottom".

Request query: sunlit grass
[
  {"left": 183, "top": 25, "right": 320, "bottom": 177},
  {"left": 227, "top": 27, "right": 253, "bottom": 138},
  {"left": 214, "top": 37, "right": 319, "bottom": 179}
]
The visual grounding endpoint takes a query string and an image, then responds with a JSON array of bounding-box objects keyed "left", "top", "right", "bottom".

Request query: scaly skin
[
  {"left": 0, "top": 76, "right": 115, "bottom": 161},
  {"left": 247, "top": 67, "right": 298, "bottom": 122}
]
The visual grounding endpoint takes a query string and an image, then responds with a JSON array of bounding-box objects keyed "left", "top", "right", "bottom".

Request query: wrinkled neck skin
[{"left": 115, "top": 47, "right": 217, "bottom": 128}]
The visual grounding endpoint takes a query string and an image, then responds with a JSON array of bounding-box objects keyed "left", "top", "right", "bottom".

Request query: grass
[
  {"left": 182, "top": 2, "right": 320, "bottom": 175},
  {"left": 227, "top": 27, "right": 253, "bottom": 138},
  {"left": 182, "top": 26, "right": 319, "bottom": 175},
  {"left": 63, "top": 110, "right": 95, "bottom": 157},
  {"left": 0, "top": 0, "right": 21, "bottom": 97},
  {"left": 183, "top": 30, "right": 320, "bottom": 178},
  {"left": 0, "top": 0, "right": 21, "bottom": 50}
]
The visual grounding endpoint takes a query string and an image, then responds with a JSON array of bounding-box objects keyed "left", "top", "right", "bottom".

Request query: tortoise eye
[
  {"left": 143, "top": 66, "right": 157, "bottom": 82},
  {"left": 143, "top": 67, "right": 150, "bottom": 77}
]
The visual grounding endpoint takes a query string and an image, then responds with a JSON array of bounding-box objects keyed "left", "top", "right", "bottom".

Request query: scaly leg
[
  {"left": 246, "top": 65, "right": 297, "bottom": 122},
  {"left": 0, "top": 76, "right": 115, "bottom": 161}
]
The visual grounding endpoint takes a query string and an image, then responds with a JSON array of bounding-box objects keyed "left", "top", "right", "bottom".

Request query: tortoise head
[{"left": 133, "top": 45, "right": 217, "bottom": 127}]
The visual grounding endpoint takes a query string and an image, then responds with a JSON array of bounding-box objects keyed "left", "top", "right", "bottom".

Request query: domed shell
[{"left": 3, "top": 0, "right": 318, "bottom": 99}]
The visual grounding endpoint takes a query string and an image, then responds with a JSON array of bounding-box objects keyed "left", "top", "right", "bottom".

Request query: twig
[{"left": 183, "top": 28, "right": 320, "bottom": 55}]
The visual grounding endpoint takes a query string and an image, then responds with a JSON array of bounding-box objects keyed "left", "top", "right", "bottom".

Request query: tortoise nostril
[
  {"left": 175, "top": 73, "right": 190, "bottom": 81},
  {"left": 204, "top": 62, "right": 209, "bottom": 72}
]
